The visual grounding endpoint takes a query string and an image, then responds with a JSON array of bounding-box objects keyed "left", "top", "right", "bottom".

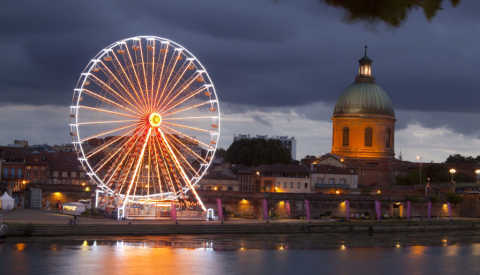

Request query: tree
[
  {"left": 224, "top": 138, "right": 292, "bottom": 167},
  {"left": 446, "top": 191, "right": 464, "bottom": 204},
  {"left": 216, "top": 148, "right": 226, "bottom": 158},
  {"left": 445, "top": 154, "right": 480, "bottom": 164},
  {"left": 395, "top": 170, "right": 427, "bottom": 185}
]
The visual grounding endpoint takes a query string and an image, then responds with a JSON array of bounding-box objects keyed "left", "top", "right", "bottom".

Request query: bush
[
  {"left": 405, "top": 195, "right": 420, "bottom": 203},
  {"left": 83, "top": 210, "right": 91, "bottom": 215},
  {"left": 325, "top": 211, "right": 332, "bottom": 216},
  {"left": 92, "top": 209, "right": 99, "bottom": 216},
  {"left": 430, "top": 195, "right": 440, "bottom": 204},
  {"left": 446, "top": 191, "right": 464, "bottom": 204},
  {"left": 361, "top": 188, "right": 372, "bottom": 195},
  {"left": 273, "top": 213, "right": 280, "bottom": 218},
  {"left": 225, "top": 209, "right": 234, "bottom": 215}
]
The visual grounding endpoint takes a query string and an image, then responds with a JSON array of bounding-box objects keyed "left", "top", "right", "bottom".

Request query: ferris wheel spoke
[
  {"left": 77, "top": 119, "right": 139, "bottom": 125},
  {"left": 85, "top": 127, "right": 137, "bottom": 158},
  {"left": 162, "top": 134, "right": 200, "bottom": 178},
  {"left": 80, "top": 122, "right": 139, "bottom": 143},
  {"left": 103, "top": 129, "right": 146, "bottom": 188},
  {"left": 159, "top": 86, "right": 208, "bottom": 115},
  {"left": 82, "top": 89, "right": 140, "bottom": 116},
  {"left": 151, "top": 134, "right": 176, "bottom": 195},
  {"left": 158, "top": 59, "right": 193, "bottom": 110},
  {"left": 124, "top": 45, "right": 147, "bottom": 109},
  {"left": 88, "top": 75, "right": 144, "bottom": 115},
  {"left": 138, "top": 39, "right": 149, "bottom": 101},
  {"left": 162, "top": 116, "right": 218, "bottom": 121},
  {"left": 162, "top": 122, "right": 217, "bottom": 134},
  {"left": 157, "top": 72, "right": 202, "bottom": 113},
  {"left": 111, "top": 51, "right": 149, "bottom": 113},
  {"left": 122, "top": 128, "right": 152, "bottom": 208},
  {"left": 153, "top": 43, "right": 170, "bottom": 109},
  {"left": 77, "top": 106, "right": 141, "bottom": 119},
  {"left": 155, "top": 133, "right": 185, "bottom": 197},
  {"left": 147, "top": 39, "right": 156, "bottom": 110},
  {"left": 160, "top": 124, "right": 213, "bottom": 151},
  {"left": 156, "top": 51, "right": 182, "bottom": 110},
  {"left": 98, "top": 61, "right": 148, "bottom": 114},
  {"left": 158, "top": 129, "right": 206, "bottom": 211},
  {"left": 162, "top": 100, "right": 213, "bottom": 117},
  {"left": 93, "top": 127, "right": 144, "bottom": 174},
  {"left": 160, "top": 126, "right": 208, "bottom": 164}
]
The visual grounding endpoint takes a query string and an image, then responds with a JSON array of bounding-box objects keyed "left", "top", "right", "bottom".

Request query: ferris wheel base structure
[{"left": 69, "top": 36, "right": 220, "bottom": 219}]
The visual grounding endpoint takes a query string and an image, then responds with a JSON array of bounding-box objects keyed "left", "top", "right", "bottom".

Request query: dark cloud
[{"left": 1, "top": 0, "right": 480, "bottom": 138}]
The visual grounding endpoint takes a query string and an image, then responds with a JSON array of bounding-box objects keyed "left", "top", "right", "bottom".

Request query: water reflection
[{"left": 2, "top": 232, "right": 480, "bottom": 275}]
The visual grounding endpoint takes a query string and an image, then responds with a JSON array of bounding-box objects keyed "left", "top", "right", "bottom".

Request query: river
[{"left": 2, "top": 231, "right": 480, "bottom": 275}]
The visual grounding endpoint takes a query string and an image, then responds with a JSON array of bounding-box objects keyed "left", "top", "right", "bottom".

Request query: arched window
[
  {"left": 365, "top": 127, "right": 373, "bottom": 146},
  {"left": 386, "top": 128, "right": 391, "bottom": 148},
  {"left": 342, "top": 127, "right": 349, "bottom": 146}
]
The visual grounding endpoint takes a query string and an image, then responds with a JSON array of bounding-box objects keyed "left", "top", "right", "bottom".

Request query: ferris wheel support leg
[{"left": 158, "top": 129, "right": 207, "bottom": 212}]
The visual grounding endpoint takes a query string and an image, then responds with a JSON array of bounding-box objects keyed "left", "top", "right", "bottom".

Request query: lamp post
[
  {"left": 476, "top": 170, "right": 480, "bottom": 183},
  {"left": 449, "top": 169, "right": 456, "bottom": 183},
  {"left": 340, "top": 158, "right": 345, "bottom": 169},
  {"left": 416, "top": 156, "right": 422, "bottom": 185}
]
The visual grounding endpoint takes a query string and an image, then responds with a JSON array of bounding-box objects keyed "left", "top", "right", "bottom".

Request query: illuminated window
[
  {"left": 365, "top": 127, "right": 373, "bottom": 146},
  {"left": 386, "top": 128, "right": 391, "bottom": 148},
  {"left": 342, "top": 127, "right": 349, "bottom": 146}
]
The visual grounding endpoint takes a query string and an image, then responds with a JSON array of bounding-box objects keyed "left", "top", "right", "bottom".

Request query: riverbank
[
  {"left": 6, "top": 221, "right": 480, "bottom": 237},
  {"left": 3, "top": 209, "right": 480, "bottom": 237}
]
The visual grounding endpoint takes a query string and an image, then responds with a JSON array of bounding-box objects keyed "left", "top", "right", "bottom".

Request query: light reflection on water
[{"left": 1, "top": 234, "right": 480, "bottom": 275}]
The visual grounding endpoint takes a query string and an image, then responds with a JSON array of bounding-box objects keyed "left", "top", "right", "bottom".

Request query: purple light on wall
[
  {"left": 305, "top": 199, "right": 310, "bottom": 220},
  {"left": 171, "top": 202, "right": 177, "bottom": 222},
  {"left": 217, "top": 198, "right": 222, "bottom": 220},
  {"left": 263, "top": 199, "right": 268, "bottom": 220},
  {"left": 447, "top": 202, "right": 452, "bottom": 220},
  {"left": 376, "top": 200, "right": 381, "bottom": 221},
  {"left": 286, "top": 200, "right": 290, "bottom": 216}
]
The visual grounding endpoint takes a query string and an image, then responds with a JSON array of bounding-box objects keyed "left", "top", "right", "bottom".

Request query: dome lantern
[{"left": 356, "top": 45, "right": 374, "bottom": 83}]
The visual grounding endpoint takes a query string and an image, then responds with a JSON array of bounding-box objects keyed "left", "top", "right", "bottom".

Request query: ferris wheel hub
[{"left": 149, "top": 113, "right": 162, "bottom": 127}]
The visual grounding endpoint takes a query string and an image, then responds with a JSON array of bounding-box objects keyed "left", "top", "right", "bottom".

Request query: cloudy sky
[{"left": 1, "top": 0, "right": 479, "bottom": 162}]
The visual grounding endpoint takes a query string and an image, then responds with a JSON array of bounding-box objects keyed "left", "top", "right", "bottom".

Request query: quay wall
[{"left": 197, "top": 191, "right": 461, "bottom": 219}]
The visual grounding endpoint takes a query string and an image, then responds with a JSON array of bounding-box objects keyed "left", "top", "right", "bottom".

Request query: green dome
[{"left": 334, "top": 82, "right": 395, "bottom": 116}]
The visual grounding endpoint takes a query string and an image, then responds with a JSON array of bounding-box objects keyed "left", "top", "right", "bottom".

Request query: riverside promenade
[{"left": 3, "top": 209, "right": 480, "bottom": 237}]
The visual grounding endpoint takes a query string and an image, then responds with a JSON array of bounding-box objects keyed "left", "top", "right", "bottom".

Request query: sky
[{"left": 1, "top": 0, "right": 480, "bottom": 162}]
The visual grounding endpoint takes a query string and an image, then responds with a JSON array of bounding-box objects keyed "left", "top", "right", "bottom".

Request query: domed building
[
  {"left": 307, "top": 47, "right": 409, "bottom": 187},
  {"left": 331, "top": 46, "right": 396, "bottom": 158}
]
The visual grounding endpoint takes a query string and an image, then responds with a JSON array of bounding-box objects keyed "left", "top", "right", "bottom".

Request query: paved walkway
[
  {"left": 0, "top": 209, "right": 331, "bottom": 225},
  {"left": 2, "top": 209, "right": 478, "bottom": 226}
]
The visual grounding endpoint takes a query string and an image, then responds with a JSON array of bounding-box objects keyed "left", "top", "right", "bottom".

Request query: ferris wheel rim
[{"left": 70, "top": 36, "right": 221, "bottom": 203}]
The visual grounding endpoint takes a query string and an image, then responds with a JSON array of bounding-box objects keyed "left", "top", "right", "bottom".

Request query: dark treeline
[{"left": 224, "top": 138, "right": 292, "bottom": 167}]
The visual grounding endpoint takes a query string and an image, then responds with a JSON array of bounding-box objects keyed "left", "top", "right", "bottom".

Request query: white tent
[{"left": 0, "top": 192, "right": 15, "bottom": 210}]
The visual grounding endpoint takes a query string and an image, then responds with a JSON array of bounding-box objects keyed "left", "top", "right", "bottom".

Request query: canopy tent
[{"left": 0, "top": 192, "right": 15, "bottom": 210}]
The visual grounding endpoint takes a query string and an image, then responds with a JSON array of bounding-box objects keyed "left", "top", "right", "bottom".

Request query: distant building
[
  {"left": 14, "top": 140, "right": 28, "bottom": 147},
  {"left": 233, "top": 134, "right": 297, "bottom": 160},
  {"left": 197, "top": 170, "right": 239, "bottom": 191}
]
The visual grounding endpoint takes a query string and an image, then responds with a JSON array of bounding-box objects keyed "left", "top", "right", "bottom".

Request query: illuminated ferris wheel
[{"left": 69, "top": 36, "right": 220, "bottom": 213}]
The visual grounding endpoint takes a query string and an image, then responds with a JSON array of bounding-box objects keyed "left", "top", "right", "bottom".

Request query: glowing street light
[
  {"left": 476, "top": 170, "right": 480, "bottom": 183},
  {"left": 450, "top": 169, "right": 456, "bottom": 183}
]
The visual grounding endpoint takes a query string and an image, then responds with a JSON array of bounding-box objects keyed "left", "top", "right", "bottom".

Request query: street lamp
[
  {"left": 476, "top": 170, "right": 480, "bottom": 183},
  {"left": 416, "top": 156, "right": 422, "bottom": 185},
  {"left": 340, "top": 158, "right": 345, "bottom": 169},
  {"left": 450, "top": 169, "right": 456, "bottom": 183}
]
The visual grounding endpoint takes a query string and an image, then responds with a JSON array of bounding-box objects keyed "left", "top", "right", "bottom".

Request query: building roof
[
  {"left": 237, "top": 164, "right": 311, "bottom": 174},
  {"left": 47, "top": 153, "right": 82, "bottom": 171},
  {"left": 202, "top": 171, "right": 238, "bottom": 180},
  {"left": 334, "top": 82, "right": 395, "bottom": 116},
  {"left": 311, "top": 164, "right": 356, "bottom": 175},
  {"left": 25, "top": 154, "right": 48, "bottom": 165}
]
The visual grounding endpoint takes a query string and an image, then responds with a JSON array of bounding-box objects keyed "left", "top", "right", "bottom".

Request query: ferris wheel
[{"left": 69, "top": 36, "right": 220, "bottom": 213}]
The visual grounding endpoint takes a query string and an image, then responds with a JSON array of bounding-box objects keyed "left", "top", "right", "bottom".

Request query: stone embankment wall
[{"left": 198, "top": 191, "right": 460, "bottom": 219}]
